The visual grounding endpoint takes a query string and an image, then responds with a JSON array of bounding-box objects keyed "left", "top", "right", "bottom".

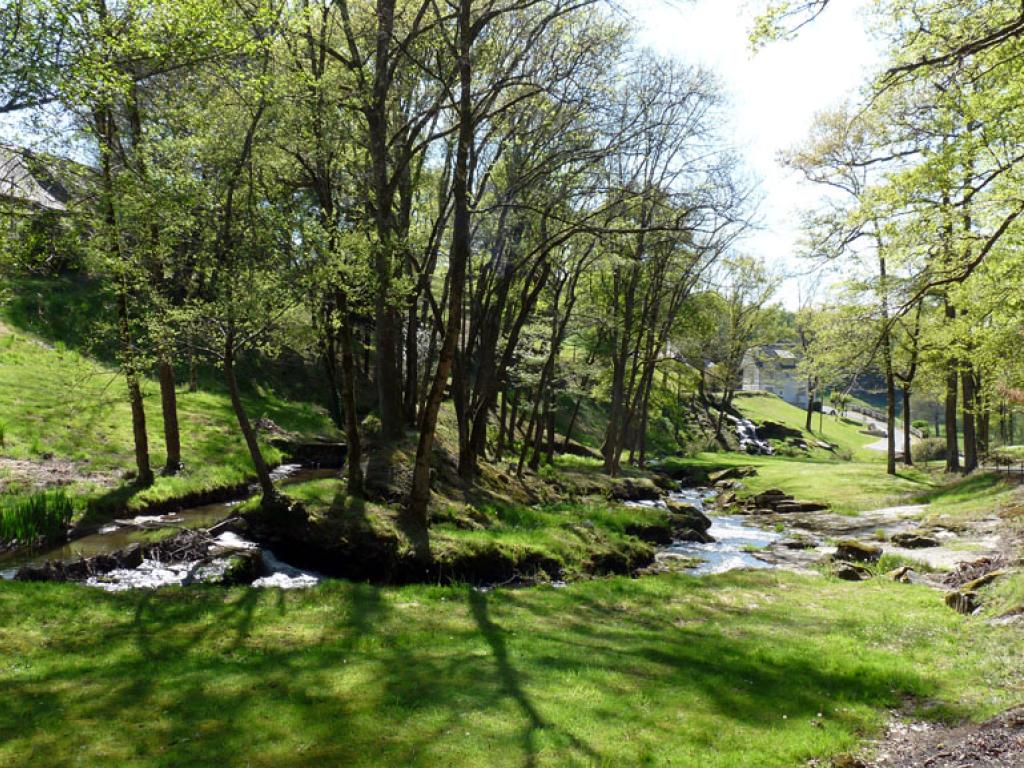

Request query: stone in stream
[
  {"left": 772, "top": 500, "right": 830, "bottom": 514},
  {"left": 16, "top": 542, "right": 145, "bottom": 582},
  {"left": 752, "top": 489, "right": 793, "bottom": 506},
  {"left": 608, "top": 478, "right": 662, "bottom": 502},
  {"left": 666, "top": 500, "right": 713, "bottom": 532},
  {"left": 833, "top": 540, "right": 883, "bottom": 564},
  {"left": 890, "top": 531, "right": 940, "bottom": 549}
]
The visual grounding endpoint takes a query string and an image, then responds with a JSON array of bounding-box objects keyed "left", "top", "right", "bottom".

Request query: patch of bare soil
[
  {"left": 858, "top": 707, "right": 1024, "bottom": 767},
  {"left": 0, "top": 457, "right": 117, "bottom": 492}
]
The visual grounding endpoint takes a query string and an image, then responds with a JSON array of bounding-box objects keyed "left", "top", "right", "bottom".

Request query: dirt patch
[
  {"left": 0, "top": 457, "right": 117, "bottom": 492},
  {"left": 857, "top": 707, "right": 1024, "bottom": 767}
]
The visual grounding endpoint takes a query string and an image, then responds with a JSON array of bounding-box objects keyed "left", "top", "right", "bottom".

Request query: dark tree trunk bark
[
  {"left": 158, "top": 360, "right": 181, "bottom": 474},
  {"left": 336, "top": 292, "right": 364, "bottom": 497},
  {"left": 407, "top": 0, "right": 473, "bottom": 529},
  {"left": 962, "top": 366, "right": 978, "bottom": 473},
  {"left": 902, "top": 386, "right": 913, "bottom": 466},
  {"left": 224, "top": 330, "right": 275, "bottom": 501}
]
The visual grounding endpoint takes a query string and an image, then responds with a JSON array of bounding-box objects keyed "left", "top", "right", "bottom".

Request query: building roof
[{"left": 0, "top": 144, "right": 79, "bottom": 212}]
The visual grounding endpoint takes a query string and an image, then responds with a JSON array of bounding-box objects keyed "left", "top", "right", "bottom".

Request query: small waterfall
[{"left": 728, "top": 415, "right": 774, "bottom": 455}]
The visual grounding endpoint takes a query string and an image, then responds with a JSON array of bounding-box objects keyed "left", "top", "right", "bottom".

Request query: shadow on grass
[
  {"left": 0, "top": 576, "right": 980, "bottom": 768},
  {"left": 913, "top": 471, "right": 1012, "bottom": 506}
]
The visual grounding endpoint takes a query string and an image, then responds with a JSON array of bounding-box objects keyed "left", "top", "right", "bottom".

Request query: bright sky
[{"left": 629, "top": 0, "right": 882, "bottom": 308}]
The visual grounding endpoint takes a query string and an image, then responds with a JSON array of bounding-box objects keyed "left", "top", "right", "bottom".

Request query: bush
[
  {"left": 911, "top": 419, "right": 931, "bottom": 437},
  {"left": 912, "top": 437, "right": 947, "bottom": 463}
]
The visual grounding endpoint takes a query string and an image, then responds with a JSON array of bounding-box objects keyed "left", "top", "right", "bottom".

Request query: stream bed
[
  {"left": 0, "top": 465, "right": 334, "bottom": 585},
  {"left": 638, "top": 488, "right": 784, "bottom": 575}
]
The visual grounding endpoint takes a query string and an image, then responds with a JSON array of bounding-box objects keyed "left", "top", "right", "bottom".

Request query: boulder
[
  {"left": 890, "top": 531, "right": 940, "bottom": 549},
  {"left": 757, "top": 420, "right": 803, "bottom": 440},
  {"left": 772, "top": 500, "right": 830, "bottom": 514},
  {"left": 833, "top": 562, "right": 871, "bottom": 581},
  {"left": 833, "top": 540, "right": 882, "bottom": 564},
  {"left": 666, "top": 500, "right": 713, "bottom": 533},
  {"left": 753, "top": 489, "right": 793, "bottom": 506},
  {"left": 674, "top": 529, "right": 715, "bottom": 544},
  {"left": 887, "top": 565, "right": 914, "bottom": 583},
  {"left": 608, "top": 478, "right": 662, "bottom": 502},
  {"left": 778, "top": 536, "right": 816, "bottom": 550}
]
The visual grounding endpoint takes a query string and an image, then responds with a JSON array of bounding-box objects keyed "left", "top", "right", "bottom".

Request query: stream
[
  {"left": 636, "top": 487, "right": 783, "bottom": 575},
  {"left": 0, "top": 465, "right": 335, "bottom": 585},
  {"left": 1, "top": 469, "right": 784, "bottom": 589}
]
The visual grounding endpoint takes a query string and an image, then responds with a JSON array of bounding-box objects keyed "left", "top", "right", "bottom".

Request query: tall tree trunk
[
  {"left": 805, "top": 378, "right": 815, "bottom": 432},
  {"left": 224, "top": 329, "right": 275, "bottom": 500},
  {"left": 945, "top": 367, "right": 960, "bottom": 473},
  {"left": 962, "top": 365, "right": 978, "bottom": 473},
  {"left": 336, "top": 290, "right": 364, "bottom": 497},
  {"left": 158, "top": 360, "right": 181, "bottom": 474},
  {"left": 96, "top": 105, "right": 153, "bottom": 488},
  {"left": 407, "top": 1, "right": 472, "bottom": 529},
  {"left": 902, "top": 386, "right": 913, "bottom": 466}
]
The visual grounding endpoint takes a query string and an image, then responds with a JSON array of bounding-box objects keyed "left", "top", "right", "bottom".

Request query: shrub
[
  {"left": 912, "top": 437, "right": 947, "bottom": 463},
  {"left": 911, "top": 419, "right": 931, "bottom": 437}
]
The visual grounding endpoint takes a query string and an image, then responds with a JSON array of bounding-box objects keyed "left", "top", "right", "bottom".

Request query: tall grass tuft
[{"left": 0, "top": 490, "right": 74, "bottom": 545}]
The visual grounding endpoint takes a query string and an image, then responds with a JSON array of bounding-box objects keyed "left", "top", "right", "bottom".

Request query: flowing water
[
  {"left": 0, "top": 466, "right": 335, "bottom": 582},
  {"left": 650, "top": 487, "right": 783, "bottom": 575}
]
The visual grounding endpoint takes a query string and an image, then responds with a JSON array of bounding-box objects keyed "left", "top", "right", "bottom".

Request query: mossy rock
[
  {"left": 608, "top": 478, "right": 662, "bottom": 502},
  {"left": 833, "top": 540, "right": 882, "bottom": 564}
]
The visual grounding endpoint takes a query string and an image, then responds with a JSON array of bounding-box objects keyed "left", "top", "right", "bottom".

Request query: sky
[{"left": 629, "top": 0, "right": 883, "bottom": 308}]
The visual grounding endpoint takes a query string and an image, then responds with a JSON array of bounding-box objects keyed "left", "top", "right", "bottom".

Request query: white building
[{"left": 741, "top": 346, "right": 808, "bottom": 406}]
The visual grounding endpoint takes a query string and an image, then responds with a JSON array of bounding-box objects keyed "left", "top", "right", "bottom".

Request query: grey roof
[{"left": 0, "top": 145, "right": 71, "bottom": 211}]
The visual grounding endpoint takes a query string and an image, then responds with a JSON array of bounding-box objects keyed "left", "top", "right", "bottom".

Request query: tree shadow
[{"left": 468, "top": 589, "right": 600, "bottom": 767}]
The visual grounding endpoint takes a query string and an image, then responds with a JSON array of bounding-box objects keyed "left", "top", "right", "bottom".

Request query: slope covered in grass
[
  {"left": 0, "top": 319, "right": 338, "bottom": 518},
  {"left": 0, "top": 572, "right": 1021, "bottom": 768},
  {"left": 733, "top": 391, "right": 880, "bottom": 461}
]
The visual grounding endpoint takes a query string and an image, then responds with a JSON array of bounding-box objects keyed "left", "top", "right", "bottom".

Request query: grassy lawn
[
  {"left": 0, "top": 321, "right": 338, "bottom": 518},
  {"left": 733, "top": 392, "right": 880, "bottom": 461},
  {"left": 0, "top": 572, "right": 1021, "bottom": 768}
]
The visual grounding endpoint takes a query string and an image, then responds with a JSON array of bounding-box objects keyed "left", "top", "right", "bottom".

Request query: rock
[
  {"left": 962, "top": 570, "right": 1007, "bottom": 592},
  {"left": 608, "top": 478, "right": 662, "bottom": 502},
  {"left": 674, "top": 529, "right": 715, "bottom": 543},
  {"left": 753, "top": 489, "right": 793, "bottom": 506},
  {"left": 666, "top": 501, "right": 713, "bottom": 533},
  {"left": 651, "top": 473, "right": 678, "bottom": 492},
  {"left": 772, "top": 500, "right": 830, "bottom": 513},
  {"left": 945, "top": 590, "right": 980, "bottom": 615},
  {"left": 891, "top": 531, "right": 940, "bottom": 549},
  {"left": 757, "top": 420, "right": 803, "bottom": 440},
  {"left": 708, "top": 466, "right": 757, "bottom": 483},
  {"left": 814, "top": 440, "right": 834, "bottom": 451},
  {"left": 833, "top": 540, "right": 882, "bottom": 564},
  {"left": 833, "top": 562, "right": 871, "bottom": 581},
  {"left": 887, "top": 565, "right": 914, "bottom": 583},
  {"left": 218, "top": 551, "right": 263, "bottom": 585},
  {"left": 715, "top": 491, "right": 738, "bottom": 507},
  {"left": 778, "top": 536, "right": 816, "bottom": 550}
]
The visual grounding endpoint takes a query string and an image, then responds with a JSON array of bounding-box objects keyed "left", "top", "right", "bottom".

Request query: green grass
[
  {"left": 281, "top": 476, "right": 671, "bottom": 580},
  {"left": 0, "top": 572, "right": 1021, "bottom": 768},
  {"left": 733, "top": 392, "right": 880, "bottom": 461},
  {"left": 915, "top": 472, "right": 1022, "bottom": 523},
  {"left": 0, "top": 317, "right": 338, "bottom": 520},
  {"left": 661, "top": 453, "right": 934, "bottom": 515}
]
